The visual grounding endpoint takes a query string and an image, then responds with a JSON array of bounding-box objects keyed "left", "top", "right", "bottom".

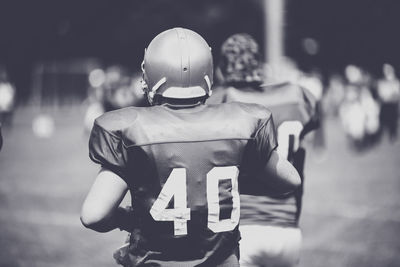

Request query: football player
[
  {"left": 209, "top": 33, "right": 319, "bottom": 267},
  {"left": 80, "top": 28, "right": 301, "bottom": 267}
]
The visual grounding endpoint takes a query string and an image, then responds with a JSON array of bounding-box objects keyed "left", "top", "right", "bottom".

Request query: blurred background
[{"left": 0, "top": 0, "right": 399, "bottom": 266}]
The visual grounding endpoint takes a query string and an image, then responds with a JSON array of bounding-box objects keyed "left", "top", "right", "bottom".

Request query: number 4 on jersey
[
  {"left": 150, "top": 166, "right": 240, "bottom": 236},
  {"left": 149, "top": 168, "right": 191, "bottom": 236}
]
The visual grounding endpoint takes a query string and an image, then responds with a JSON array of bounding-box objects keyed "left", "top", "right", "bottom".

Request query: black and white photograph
[{"left": 0, "top": 0, "right": 399, "bottom": 266}]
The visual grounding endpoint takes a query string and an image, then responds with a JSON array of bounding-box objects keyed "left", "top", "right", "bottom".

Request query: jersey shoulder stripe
[{"left": 93, "top": 106, "right": 141, "bottom": 137}]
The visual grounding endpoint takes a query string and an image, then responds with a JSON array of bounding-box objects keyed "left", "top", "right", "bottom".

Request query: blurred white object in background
[
  {"left": 339, "top": 90, "right": 365, "bottom": 141},
  {"left": 360, "top": 87, "right": 380, "bottom": 135},
  {"left": 0, "top": 82, "right": 15, "bottom": 112},
  {"left": 345, "top": 65, "right": 363, "bottom": 84},
  {"left": 32, "top": 114, "right": 55, "bottom": 138},
  {"left": 88, "top": 68, "right": 106, "bottom": 88},
  {"left": 377, "top": 63, "right": 400, "bottom": 103},
  {"left": 302, "top": 37, "right": 319, "bottom": 56}
]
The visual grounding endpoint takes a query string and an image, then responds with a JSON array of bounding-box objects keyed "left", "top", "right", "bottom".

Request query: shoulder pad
[
  {"left": 228, "top": 101, "right": 272, "bottom": 120},
  {"left": 260, "top": 82, "right": 306, "bottom": 105},
  {"left": 94, "top": 107, "right": 140, "bottom": 133}
]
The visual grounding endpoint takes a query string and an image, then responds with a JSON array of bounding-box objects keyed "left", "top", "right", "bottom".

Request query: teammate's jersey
[
  {"left": 209, "top": 81, "right": 318, "bottom": 227},
  {"left": 89, "top": 102, "right": 277, "bottom": 266}
]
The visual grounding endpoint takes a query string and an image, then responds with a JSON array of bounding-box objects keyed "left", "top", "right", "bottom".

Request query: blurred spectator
[
  {"left": 339, "top": 89, "right": 366, "bottom": 149},
  {"left": 0, "top": 68, "right": 16, "bottom": 128},
  {"left": 324, "top": 74, "right": 345, "bottom": 117},
  {"left": 377, "top": 63, "right": 400, "bottom": 142},
  {"left": 360, "top": 71, "right": 380, "bottom": 146},
  {"left": 84, "top": 68, "right": 106, "bottom": 134},
  {"left": 83, "top": 102, "right": 105, "bottom": 134},
  {"left": 87, "top": 68, "right": 106, "bottom": 102},
  {"left": 103, "top": 66, "right": 147, "bottom": 111},
  {"left": 345, "top": 64, "right": 363, "bottom": 85},
  {"left": 114, "top": 73, "right": 148, "bottom": 108},
  {"left": 102, "top": 65, "right": 126, "bottom": 112},
  {"left": 338, "top": 66, "right": 381, "bottom": 150}
]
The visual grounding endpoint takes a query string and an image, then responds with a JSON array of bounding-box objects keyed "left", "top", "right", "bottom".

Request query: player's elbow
[
  {"left": 80, "top": 211, "right": 98, "bottom": 230},
  {"left": 264, "top": 151, "right": 301, "bottom": 195},
  {"left": 284, "top": 162, "right": 301, "bottom": 189},
  {"left": 271, "top": 165, "right": 300, "bottom": 196},
  {"left": 277, "top": 157, "right": 301, "bottom": 193},
  {"left": 80, "top": 203, "right": 110, "bottom": 232}
]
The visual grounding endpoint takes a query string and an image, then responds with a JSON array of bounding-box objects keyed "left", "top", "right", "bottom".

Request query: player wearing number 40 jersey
[
  {"left": 80, "top": 28, "right": 301, "bottom": 267},
  {"left": 208, "top": 33, "right": 319, "bottom": 267}
]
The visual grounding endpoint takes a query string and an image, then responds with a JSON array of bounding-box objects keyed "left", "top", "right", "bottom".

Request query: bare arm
[
  {"left": 263, "top": 150, "right": 301, "bottom": 196},
  {"left": 80, "top": 167, "right": 131, "bottom": 233}
]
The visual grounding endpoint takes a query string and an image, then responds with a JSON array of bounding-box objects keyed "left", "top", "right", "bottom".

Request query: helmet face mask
[{"left": 141, "top": 28, "right": 213, "bottom": 105}]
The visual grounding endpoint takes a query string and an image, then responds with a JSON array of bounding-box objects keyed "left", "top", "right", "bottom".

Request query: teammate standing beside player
[
  {"left": 80, "top": 28, "right": 301, "bottom": 267},
  {"left": 209, "top": 33, "right": 319, "bottom": 267}
]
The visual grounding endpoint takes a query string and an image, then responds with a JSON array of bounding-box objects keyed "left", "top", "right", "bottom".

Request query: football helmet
[{"left": 141, "top": 28, "right": 213, "bottom": 104}]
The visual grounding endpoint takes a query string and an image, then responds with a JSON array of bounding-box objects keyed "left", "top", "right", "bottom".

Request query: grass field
[{"left": 0, "top": 105, "right": 399, "bottom": 267}]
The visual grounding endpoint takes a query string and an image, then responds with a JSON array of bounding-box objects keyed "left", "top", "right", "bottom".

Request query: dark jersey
[
  {"left": 89, "top": 102, "right": 277, "bottom": 266},
  {"left": 209, "top": 82, "right": 318, "bottom": 226}
]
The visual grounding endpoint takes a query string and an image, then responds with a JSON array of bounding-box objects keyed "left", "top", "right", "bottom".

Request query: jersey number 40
[{"left": 150, "top": 166, "right": 240, "bottom": 236}]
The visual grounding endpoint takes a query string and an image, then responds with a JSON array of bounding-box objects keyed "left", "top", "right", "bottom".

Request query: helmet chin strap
[
  {"left": 145, "top": 77, "right": 167, "bottom": 105},
  {"left": 204, "top": 75, "right": 212, "bottom": 96}
]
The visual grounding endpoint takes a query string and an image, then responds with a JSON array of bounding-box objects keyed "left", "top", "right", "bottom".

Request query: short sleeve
[
  {"left": 89, "top": 123, "right": 127, "bottom": 179},
  {"left": 254, "top": 115, "right": 278, "bottom": 165},
  {"left": 239, "top": 114, "right": 278, "bottom": 195}
]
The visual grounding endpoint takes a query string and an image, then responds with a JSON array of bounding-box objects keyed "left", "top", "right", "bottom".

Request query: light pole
[{"left": 263, "top": 0, "right": 285, "bottom": 72}]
